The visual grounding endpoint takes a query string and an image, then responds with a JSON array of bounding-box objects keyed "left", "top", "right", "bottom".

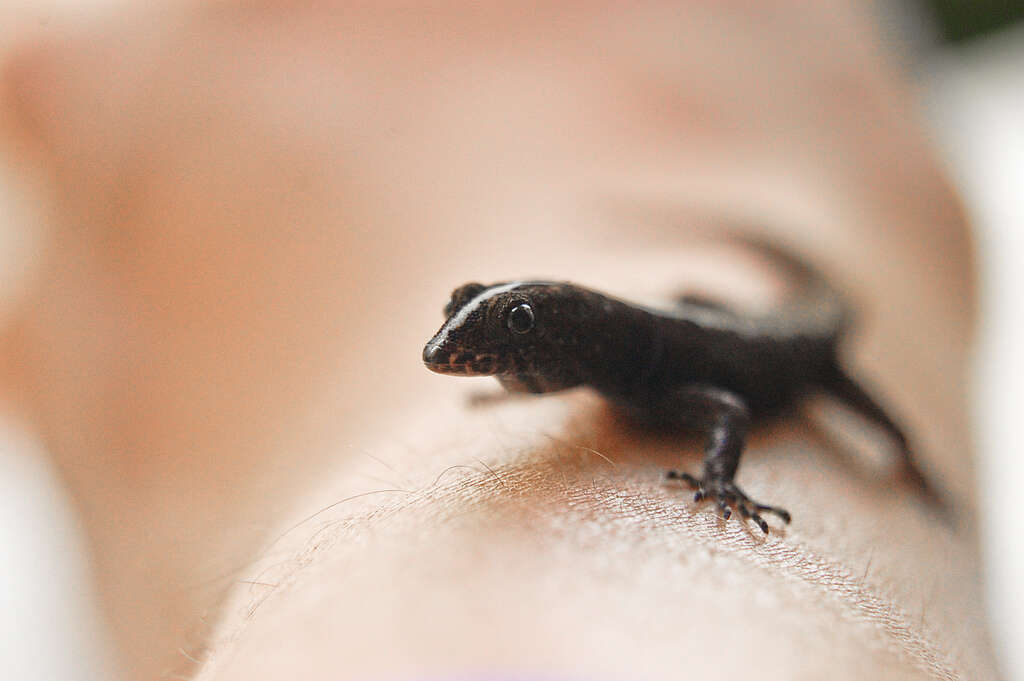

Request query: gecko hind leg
[
  {"left": 822, "top": 364, "right": 949, "bottom": 516},
  {"left": 662, "top": 385, "right": 791, "bottom": 533}
]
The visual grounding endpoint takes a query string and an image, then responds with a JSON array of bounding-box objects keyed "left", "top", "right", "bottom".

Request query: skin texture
[{"left": 0, "top": 1, "right": 994, "bottom": 680}]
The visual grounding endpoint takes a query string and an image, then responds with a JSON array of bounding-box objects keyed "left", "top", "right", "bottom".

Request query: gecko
[{"left": 421, "top": 239, "right": 933, "bottom": 533}]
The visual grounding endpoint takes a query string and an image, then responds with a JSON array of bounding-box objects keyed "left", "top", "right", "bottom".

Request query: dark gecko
[{"left": 421, "top": 239, "right": 933, "bottom": 533}]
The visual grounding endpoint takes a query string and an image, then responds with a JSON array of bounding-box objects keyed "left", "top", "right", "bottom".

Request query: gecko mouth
[{"left": 422, "top": 343, "right": 499, "bottom": 376}]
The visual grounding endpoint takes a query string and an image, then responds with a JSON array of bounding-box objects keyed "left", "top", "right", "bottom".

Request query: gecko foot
[{"left": 665, "top": 470, "right": 791, "bottom": 533}]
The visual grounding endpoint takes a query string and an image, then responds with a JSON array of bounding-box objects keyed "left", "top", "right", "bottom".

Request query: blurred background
[{"left": 0, "top": 1, "right": 1020, "bottom": 679}]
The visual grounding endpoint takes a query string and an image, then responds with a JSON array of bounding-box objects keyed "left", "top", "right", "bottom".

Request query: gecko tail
[{"left": 726, "top": 233, "right": 853, "bottom": 339}]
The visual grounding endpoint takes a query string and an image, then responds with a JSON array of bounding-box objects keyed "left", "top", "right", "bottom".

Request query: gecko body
[{"left": 422, "top": 241, "right": 929, "bottom": 532}]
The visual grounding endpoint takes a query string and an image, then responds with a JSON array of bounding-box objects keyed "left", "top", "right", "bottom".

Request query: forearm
[
  {"left": 0, "top": 1, "right": 989, "bottom": 679},
  {"left": 194, "top": 228, "right": 987, "bottom": 680}
]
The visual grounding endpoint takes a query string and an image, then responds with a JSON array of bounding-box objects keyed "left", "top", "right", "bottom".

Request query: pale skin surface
[{"left": 0, "top": 1, "right": 996, "bottom": 680}]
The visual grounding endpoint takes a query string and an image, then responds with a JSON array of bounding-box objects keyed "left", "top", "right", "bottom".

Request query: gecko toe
[
  {"left": 754, "top": 503, "right": 791, "bottom": 523},
  {"left": 669, "top": 470, "right": 789, "bottom": 533},
  {"left": 679, "top": 472, "right": 701, "bottom": 488}
]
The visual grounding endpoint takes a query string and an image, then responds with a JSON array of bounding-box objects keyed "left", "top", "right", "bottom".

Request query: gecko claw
[{"left": 670, "top": 471, "right": 790, "bottom": 533}]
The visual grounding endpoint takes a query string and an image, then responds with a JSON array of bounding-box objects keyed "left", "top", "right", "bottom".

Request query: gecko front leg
[{"left": 661, "top": 385, "right": 791, "bottom": 533}]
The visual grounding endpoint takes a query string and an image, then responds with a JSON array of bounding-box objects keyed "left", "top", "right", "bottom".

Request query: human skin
[{"left": 0, "top": 1, "right": 995, "bottom": 680}]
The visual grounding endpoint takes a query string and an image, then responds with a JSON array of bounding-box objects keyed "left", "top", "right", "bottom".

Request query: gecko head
[{"left": 422, "top": 281, "right": 585, "bottom": 391}]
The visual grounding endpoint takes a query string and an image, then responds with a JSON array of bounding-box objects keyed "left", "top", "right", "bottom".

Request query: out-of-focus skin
[{"left": 0, "top": 2, "right": 993, "bottom": 680}]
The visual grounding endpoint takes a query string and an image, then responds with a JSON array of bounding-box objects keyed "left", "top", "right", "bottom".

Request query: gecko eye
[{"left": 507, "top": 303, "right": 535, "bottom": 334}]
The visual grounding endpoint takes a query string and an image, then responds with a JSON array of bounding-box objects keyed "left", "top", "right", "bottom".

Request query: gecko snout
[
  {"left": 423, "top": 338, "right": 500, "bottom": 376},
  {"left": 422, "top": 339, "right": 468, "bottom": 374},
  {"left": 422, "top": 341, "right": 447, "bottom": 369}
]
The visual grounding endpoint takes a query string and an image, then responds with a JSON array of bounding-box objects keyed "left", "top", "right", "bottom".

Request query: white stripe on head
[{"left": 436, "top": 282, "right": 524, "bottom": 346}]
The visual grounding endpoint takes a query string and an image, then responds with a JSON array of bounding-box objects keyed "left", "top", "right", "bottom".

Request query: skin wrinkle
[
  {"left": 217, "top": 401, "right": 977, "bottom": 681},
  {"left": 552, "top": 484, "right": 959, "bottom": 679}
]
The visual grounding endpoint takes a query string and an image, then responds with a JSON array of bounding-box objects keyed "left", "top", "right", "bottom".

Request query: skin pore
[{"left": 0, "top": 1, "right": 994, "bottom": 680}]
